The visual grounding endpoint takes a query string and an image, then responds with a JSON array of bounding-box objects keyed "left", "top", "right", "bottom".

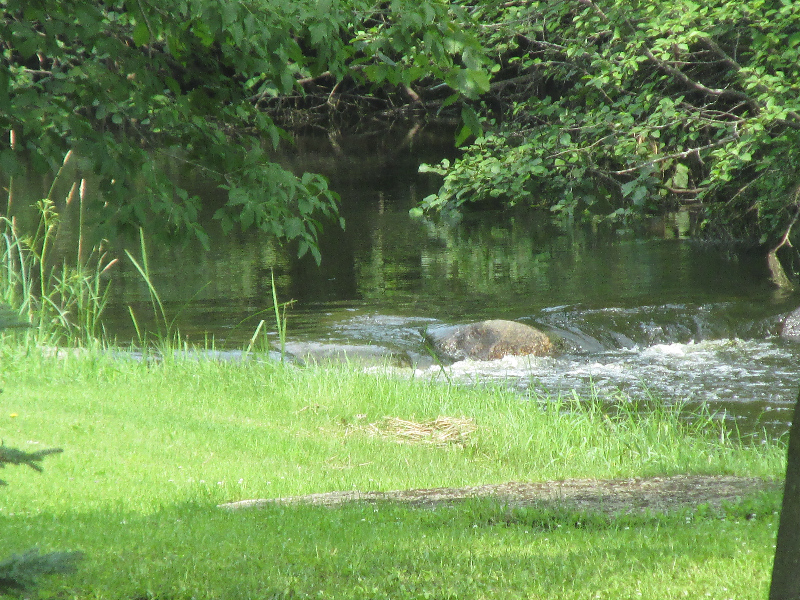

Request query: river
[{"left": 10, "top": 123, "right": 800, "bottom": 440}]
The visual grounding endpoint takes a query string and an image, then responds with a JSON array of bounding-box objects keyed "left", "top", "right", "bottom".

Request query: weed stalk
[
  {"left": 0, "top": 151, "right": 115, "bottom": 346},
  {"left": 270, "top": 269, "right": 294, "bottom": 361}
]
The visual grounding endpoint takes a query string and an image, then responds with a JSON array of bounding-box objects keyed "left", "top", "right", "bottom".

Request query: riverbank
[{"left": 0, "top": 345, "right": 786, "bottom": 598}]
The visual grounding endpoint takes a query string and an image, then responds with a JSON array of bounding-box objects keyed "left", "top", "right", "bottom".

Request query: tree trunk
[{"left": 770, "top": 386, "right": 800, "bottom": 600}]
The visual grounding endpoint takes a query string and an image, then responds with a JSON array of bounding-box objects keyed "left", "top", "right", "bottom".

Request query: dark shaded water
[{"left": 9, "top": 124, "right": 800, "bottom": 439}]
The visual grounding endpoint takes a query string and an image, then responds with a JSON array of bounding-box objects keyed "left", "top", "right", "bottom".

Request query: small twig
[
  {"left": 610, "top": 136, "right": 736, "bottom": 176},
  {"left": 772, "top": 193, "right": 800, "bottom": 254},
  {"left": 616, "top": 15, "right": 758, "bottom": 112},
  {"left": 578, "top": 0, "right": 609, "bottom": 22},
  {"left": 766, "top": 185, "right": 800, "bottom": 291},
  {"left": 663, "top": 186, "right": 706, "bottom": 195},
  {"left": 545, "top": 134, "right": 615, "bottom": 161},
  {"left": 697, "top": 36, "right": 742, "bottom": 73},
  {"left": 297, "top": 71, "right": 333, "bottom": 86},
  {"left": 327, "top": 79, "right": 343, "bottom": 107}
]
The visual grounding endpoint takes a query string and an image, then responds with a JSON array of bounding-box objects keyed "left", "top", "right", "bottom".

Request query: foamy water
[{"left": 333, "top": 306, "right": 800, "bottom": 439}]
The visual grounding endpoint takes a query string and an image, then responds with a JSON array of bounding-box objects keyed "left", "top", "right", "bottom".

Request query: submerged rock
[
  {"left": 780, "top": 307, "right": 800, "bottom": 341},
  {"left": 280, "top": 341, "right": 413, "bottom": 368},
  {"left": 424, "top": 319, "right": 554, "bottom": 362}
]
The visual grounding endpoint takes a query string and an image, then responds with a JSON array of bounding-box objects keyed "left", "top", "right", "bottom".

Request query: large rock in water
[
  {"left": 781, "top": 307, "right": 800, "bottom": 341},
  {"left": 425, "top": 320, "right": 554, "bottom": 362}
]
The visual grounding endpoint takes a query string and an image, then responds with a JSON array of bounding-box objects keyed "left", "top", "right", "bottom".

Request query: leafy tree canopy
[
  {"left": 9, "top": 0, "right": 799, "bottom": 263},
  {"left": 0, "top": 0, "right": 489, "bottom": 262},
  {"left": 418, "top": 0, "right": 800, "bottom": 250}
]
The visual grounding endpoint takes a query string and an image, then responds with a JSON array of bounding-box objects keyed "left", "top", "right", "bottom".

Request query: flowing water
[{"left": 9, "top": 124, "right": 800, "bottom": 439}]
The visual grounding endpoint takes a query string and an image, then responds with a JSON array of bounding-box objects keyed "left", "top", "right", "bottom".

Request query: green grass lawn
[{"left": 0, "top": 345, "right": 786, "bottom": 599}]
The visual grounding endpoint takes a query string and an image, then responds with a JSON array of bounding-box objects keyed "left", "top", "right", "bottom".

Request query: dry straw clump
[{"left": 368, "top": 416, "right": 477, "bottom": 447}]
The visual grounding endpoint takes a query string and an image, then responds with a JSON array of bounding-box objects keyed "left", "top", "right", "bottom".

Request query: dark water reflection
[{"left": 7, "top": 124, "right": 800, "bottom": 439}]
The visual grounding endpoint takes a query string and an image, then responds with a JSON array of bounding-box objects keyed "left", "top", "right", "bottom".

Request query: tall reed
[
  {"left": 240, "top": 270, "right": 295, "bottom": 359},
  {"left": 0, "top": 152, "right": 117, "bottom": 346},
  {"left": 125, "top": 228, "right": 170, "bottom": 347},
  {"left": 270, "top": 269, "right": 294, "bottom": 360}
]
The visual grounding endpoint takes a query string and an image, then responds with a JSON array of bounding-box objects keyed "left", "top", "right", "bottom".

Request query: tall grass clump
[
  {"left": 1, "top": 152, "right": 116, "bottom": 346},
  {"left": 269, "top": 268, "right": 293, "bottom": 360},
  {"left": 124, "top": 228, "right": 176, "bottom": 350},
  {"left": 502, "top": 387, "right": 769, "bottom": 480},
  {"left": 233, "top": 269, "right": 294, "bottom": 360}
]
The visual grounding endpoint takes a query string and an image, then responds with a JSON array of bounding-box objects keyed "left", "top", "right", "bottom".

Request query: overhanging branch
[
  {"left": 610, "top": 136, "right": 737, "bottom": 176},
  {"left": 767, "top": 184, "right": 800, "bottom": 290}
]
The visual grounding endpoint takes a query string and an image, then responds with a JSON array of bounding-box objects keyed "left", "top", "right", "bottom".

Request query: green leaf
[
  {"left": 620, "top": 180, "right": 638, "bottom": 198},
  {"left": 467, "top": 70, "right": 491, "bottom": 94},
  {"left": 298, "top": 239, "right": 309, "bottom": 258},
  {"left": 309, "top": 22, "right": 328, "bottom": 45},
  {"left": 441, "top": 93, "right": 461, "bottom": 109},
  {"left": 461, "top": 105, "right": 483, "bottom": 140},
  {"left": 240, "top": 206, "right": 254, "bottom": 230},
  {"left": 632, "top": 186, "right": 647, "bottom": 206},
  {"left": 310, "top": 244, "right": 322, "bottom": 264},
  {"left": 133, "top": 21, "right": 150, "bottom": 47},
  {"left": 673, "top": 163, "right": 690, "bottom": 189},
  {"left": 228, "top": 187, "right": 248, "bottom": 207},
  {"left": 285, "top": 217, "right": 304, "bottom": 239},
  {"left": 376, "top": 52, "right": 397, "bottom": 67},
  {"left": 455, "top": 125, "right": 471, "bottom": 147}
]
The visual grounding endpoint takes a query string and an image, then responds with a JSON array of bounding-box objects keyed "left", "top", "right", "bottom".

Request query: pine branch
[
  {"left": 0, "top": 549, "right": 84, "bottom": 596},
  {"left": 0, "top": 445, "right": 63, "bottom": 486}
]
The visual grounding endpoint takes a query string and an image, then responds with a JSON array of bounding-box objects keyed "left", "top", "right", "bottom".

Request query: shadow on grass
[{"left": 1, "top": 487, "right": 782, "bottom": 599}]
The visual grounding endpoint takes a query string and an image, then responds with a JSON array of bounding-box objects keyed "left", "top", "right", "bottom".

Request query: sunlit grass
[
  {"left": 0, "top": 348, "right": 783, "bottom": 512},
  {"left": 0, "top": 346, "right": 785, "bottom": 598}
]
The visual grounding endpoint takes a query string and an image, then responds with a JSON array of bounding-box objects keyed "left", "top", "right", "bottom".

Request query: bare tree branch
[
  {"left": 766, "top": 184, "right": 800, "bottom": 290},
  {"left": 638, "top": 41, "right": 757, "bottom": 109},
  {"left": 698, "top": 36, "right": 742, "bottom": 73}
]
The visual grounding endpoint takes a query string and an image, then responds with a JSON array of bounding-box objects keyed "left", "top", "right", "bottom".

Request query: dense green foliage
[
  {"left": 0, "top": 0, "right": 488, "bottom": 261},
  {"left": 6, "top": 0, "right": 799, "bottom": 257},
  {"left": 418, "top": 0, "right": 800, "bottom": 247}
]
